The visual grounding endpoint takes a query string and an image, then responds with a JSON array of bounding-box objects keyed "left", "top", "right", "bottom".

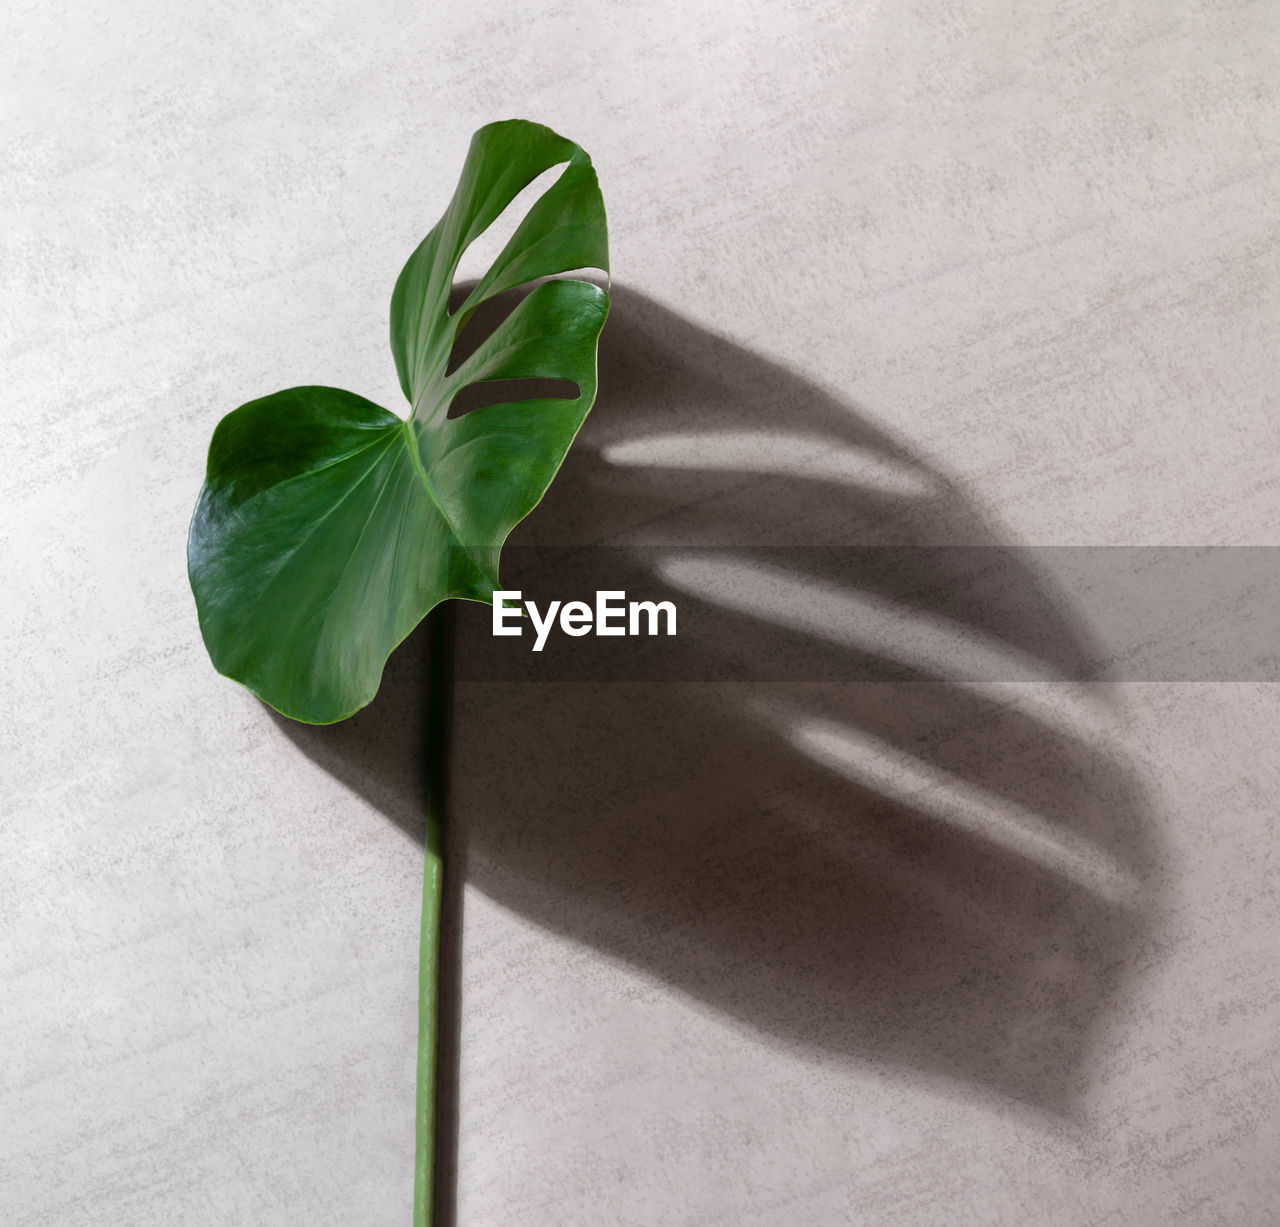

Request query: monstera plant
[{"left": 187, "top": 119, "right": 609, "bottom": 1225}]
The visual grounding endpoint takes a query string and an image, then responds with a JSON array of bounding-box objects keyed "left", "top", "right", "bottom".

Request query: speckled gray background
[{"left": 3, "top": 2, "right": 1279, "bottom": 1224}]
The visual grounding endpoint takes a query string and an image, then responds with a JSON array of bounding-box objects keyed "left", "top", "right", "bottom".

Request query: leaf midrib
[{"left": 398, "top": 419, "right": 464, "bottom": 547}]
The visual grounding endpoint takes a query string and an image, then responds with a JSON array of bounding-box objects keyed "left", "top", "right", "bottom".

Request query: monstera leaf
[{"left": 188, "top": 119, "right": 609, "bottom": 723}]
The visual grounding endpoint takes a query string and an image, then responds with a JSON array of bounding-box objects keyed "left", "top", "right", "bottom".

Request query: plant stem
[{"left": 415, "top": 603, "right": 455, "bottom": 1227}]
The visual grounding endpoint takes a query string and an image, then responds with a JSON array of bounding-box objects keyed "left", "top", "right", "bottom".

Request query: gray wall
[{"left": 4, "top": 1, "right": 1278, "bottom": 1223}]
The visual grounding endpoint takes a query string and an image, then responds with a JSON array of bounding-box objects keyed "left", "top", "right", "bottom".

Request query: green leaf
[{"left": 188, "top": 119, "right": 610, "bottom": 724}]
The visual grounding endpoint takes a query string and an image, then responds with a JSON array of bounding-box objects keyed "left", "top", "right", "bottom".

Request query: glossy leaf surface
[{"left": 188, "top": 120, "right": 609, "bottom": 723}]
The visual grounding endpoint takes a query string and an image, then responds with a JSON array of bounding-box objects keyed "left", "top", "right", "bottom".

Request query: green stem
[{"left": 414, "top": 604, "right": 454, "bottom": 1227}]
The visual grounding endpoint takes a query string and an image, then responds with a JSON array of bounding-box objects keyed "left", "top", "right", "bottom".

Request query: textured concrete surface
[{"left": 3, "top": 2, "right": 1278, "bottom": 1224}]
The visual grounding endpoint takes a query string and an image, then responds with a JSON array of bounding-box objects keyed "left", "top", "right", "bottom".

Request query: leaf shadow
[{"left": 271, "top": 286, "right": 1161, "bottom": 1194}]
